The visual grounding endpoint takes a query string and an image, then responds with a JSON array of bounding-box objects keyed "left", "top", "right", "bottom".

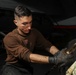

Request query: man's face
[{"left": 14, "top": 15, "right": 32, "bottom": 34}]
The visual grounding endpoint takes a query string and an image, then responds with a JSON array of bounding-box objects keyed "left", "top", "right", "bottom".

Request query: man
[{"left": 1, "top": 5, "right": 72, "bottom": 75}]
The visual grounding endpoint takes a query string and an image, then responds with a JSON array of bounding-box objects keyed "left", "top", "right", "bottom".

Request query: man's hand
[
  {"left": 49, "top": 48, "right": 72, "bottom": 65},
  {"left": 49, "top": 40, "right": 76, "bottom": 66}
]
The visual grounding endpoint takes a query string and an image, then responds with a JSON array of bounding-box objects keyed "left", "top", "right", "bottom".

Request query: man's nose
[{"left": 28, "top": 26, "right": 31, "bottom": 29}]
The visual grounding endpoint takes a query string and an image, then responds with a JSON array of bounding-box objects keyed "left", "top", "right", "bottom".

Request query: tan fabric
[
  {"left": 66, "top": 61, "right": 76, "bottom": 75},
  {"left": 3, "top": 28, "right": 52, "bottom": 64}
]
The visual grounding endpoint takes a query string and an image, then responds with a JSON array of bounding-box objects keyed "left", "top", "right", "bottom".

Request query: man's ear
[{"left": 13, "top": 20, "right": 18, "bottom": 26}]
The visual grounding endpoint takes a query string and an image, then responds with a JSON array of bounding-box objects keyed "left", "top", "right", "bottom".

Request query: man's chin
[
  {"left": 23, "top": 30, "right": 31, "bottom": 34},
  {"left": 24, "top": 31, "right": 30, "bottom": 33}
]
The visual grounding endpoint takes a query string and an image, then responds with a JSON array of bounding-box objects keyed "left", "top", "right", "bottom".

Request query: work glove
[{"left": 49, "top": 48, "right": 72, "bottom": 66}]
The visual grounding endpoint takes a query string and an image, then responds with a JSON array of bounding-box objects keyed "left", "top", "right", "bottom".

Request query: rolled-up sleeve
[{"left": 3, "top": 36, "right": 31, "bottom": 62}]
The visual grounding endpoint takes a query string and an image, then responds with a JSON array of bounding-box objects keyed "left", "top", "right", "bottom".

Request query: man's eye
[
  {"left": 22, "top": 21, "right": 32, "bottom": 25},
  {"left": 30, "top": 21, "right": 32, "bottom": 23},
  {"left": 22, "top": 22, "right": 27, "bottom": 25}
]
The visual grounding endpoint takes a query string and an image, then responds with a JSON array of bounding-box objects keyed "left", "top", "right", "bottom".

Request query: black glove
[
  {"left": 49, "top": 48, "right": 72, "bottom": 65},
  {"left": 49, "top": 40, "right": 76, "bottom": 67}
]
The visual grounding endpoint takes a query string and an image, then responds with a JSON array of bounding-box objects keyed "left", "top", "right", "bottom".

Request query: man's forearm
[
  {"left": 49, "top": 46, "right": 59, "bottom": 55},
  {"left": 29, "top": 46, "right": 60, "bottom": 64},
  {"left": 29, "top": 53, "right": 49, "bottom": 63}
]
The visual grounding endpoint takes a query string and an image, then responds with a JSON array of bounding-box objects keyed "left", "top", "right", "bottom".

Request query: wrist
[
  {"left": 49, "top": 56, "right": 56, "bottom": 64},
  {"left": 54, "top": 51, "right": 60, "bottom": 56}
]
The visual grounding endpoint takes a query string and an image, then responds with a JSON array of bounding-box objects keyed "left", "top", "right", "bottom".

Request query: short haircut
[{"left": 14, "top": 5, "right": 32, "bottom": 17}]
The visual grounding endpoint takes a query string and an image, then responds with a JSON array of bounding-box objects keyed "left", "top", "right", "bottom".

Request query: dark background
[{"left": 0, "top": 0, "right": 76, "bottom": 75}]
